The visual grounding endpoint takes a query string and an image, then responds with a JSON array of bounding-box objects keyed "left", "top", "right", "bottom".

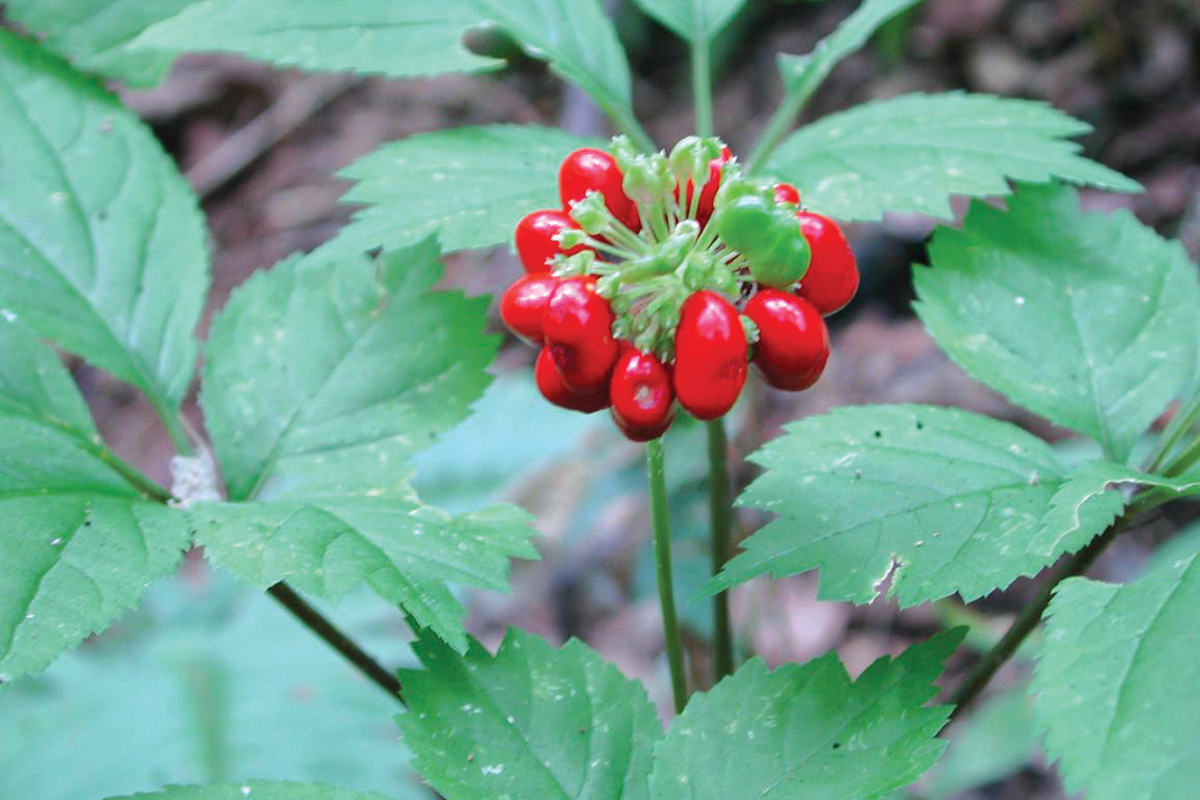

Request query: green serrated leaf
[
  {"left": 199, "top": 238, "right": 536, "bottom": 649},
  {"left": 708, "top": 404, "right": 1070, "bottom": 606},
  {"left": 4, "top": 0, "right": 196, "bottom": 86},
  {"left": 776, "top": 0, "right": 924, "bottom": 112},
  {"left": 630, "top": 0, "right": 747, "bottom": 42},
  {"left": 106, "top": 781, "right": 395, "bottom": 800},
  {"left": 1033, "top": 540, "right": 1200, "bottom": 800},
  {"left": 324, "top": 125, "right": 597, "bottom": 259},
  {"left": 649, "top": 630, "right": 963, "bottom": 800},
  {"left": 766, "top": 92, "right": 1139, "bottom": 221},
  {"left": 132, "top": 0, "right": 498, "bottom": 78},
  {"left": 399, "top": 628, "right": 659, "bottom": 800},
  {"left": 0, "top": 312, "right": 97, "bottom": 437},
  {"left": 915, "top": 183, "right": 1200, "bottom": 463},
  {"left": 0, "top": 31, "right": 209, "bottom": 410},
  {"left": 1031, "top": 461, "right": 1200, "bottom": 557}
]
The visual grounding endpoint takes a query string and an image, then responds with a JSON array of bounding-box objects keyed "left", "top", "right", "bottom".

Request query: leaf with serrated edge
[
  {"left": 323, "top": 125, "right": 598, "bottom": 259},
  {"left": 0, "top": 312, "right": 97, "bottom": 437},
  {"left": 776, "top": 0, "right": 923, "bottom": 112},
  {"left": 0, "top": 416, "right": 188, "bottom": 679},
  {"left": 4, "top": 0, "right": 196, "bottom": 86},
  {"left": 1033, "top": 541, "right": 1200, "bottom": 800},
  {"left": 0, "top": 32, "right": 209, "bottom": 409},
  {"left": 399, "top": 628, "right": 659, "bottom": 800},
  {"left": 766, "top": 93, "right": 1139, "bottom": 222},
  {"left": 649, "top": 630, "right": 964, "bottom": 800},
  {"left": 105, "top": 781, "right": 395, "bottom": 800},
  {"left": 916, "top": 183, "right": 1200, "bottom": 463},
  {"left": 630, "top": 0, "right": 747, "bottom": 42},
  {"left": 199, "top": 238, "right": 537, "bottom": 650},
  {"left": 707, "top": 404, "right": 1070, "bottom": 606},
  {"left": 1031, "top": 461, "right": 1200, "bottom": 557}
]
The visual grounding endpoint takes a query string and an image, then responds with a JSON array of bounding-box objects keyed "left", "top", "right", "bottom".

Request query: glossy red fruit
[
  {"left": 744, "top": 289, "right": 830, "bottom": 391},
  {"left": 610, "top": 345, "right": 675, "bottom": 442},
  {"left": 678, "top": 146, "right": 733, "bottom": 226},
  {"left": 500, "top": 274, "right": 559, "bottom": 344},
  {"left": 796, "top": 212, "right": 859, "bottom": 316},
  {"left": 559, "top": 148, "right": 640, "bottom": 232},
  {"left": 773, "top": 183, "right": 800, "bottom": 206},
  {"left": 543, "top": 276, "right": 619, "bottom": 391},
  {"left": 673, "top": 291, "right": 748, "bottom": 420},
  {"left": 514, "top": 209, "right": 587, "bottom": 273},
  {"left": 535, "top": 348, "right": 609, "bottom": 413}
]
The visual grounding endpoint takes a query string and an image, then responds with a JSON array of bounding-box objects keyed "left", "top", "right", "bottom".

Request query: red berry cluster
[{"left": 500, "top": 139, "right": 858, "bottom": 442}]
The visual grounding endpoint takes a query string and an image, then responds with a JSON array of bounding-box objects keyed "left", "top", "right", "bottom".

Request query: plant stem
[
  {"left": 948, "top": 514, "right": 1128, "bottom": 721},
  {"left": 1165, "top": 434, "right": 1200, "bottom": 478},
  {"left": 706, "top": 418, "right": 735, "bottom": 682},
  {"left": 150, "top": 394, "right": 194, "bottom": 457},
  {"left": 267, "top": 583, "right": 406, "bottom": 706},
  {"left": 1145, "top": 392, "right": 1200, "bottom": 473},
  {"left": 647, "top": 438, "right": 688, "bottom": 713},
  {"left": 745, "top": 82, "right": 814, "bottom": 175},
  {"left": 691, "top": 36, "right": 714, "bottom": 138},
  {"left": 608, "top": 104, "right": 657, "bottom": 155}
]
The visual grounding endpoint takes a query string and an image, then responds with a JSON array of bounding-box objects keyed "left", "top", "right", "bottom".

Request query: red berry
[
  {"left": 500, "top": 274, "right": 559, "bottom": 344},
  {"left": 559, "top": 148, "right": 640, "bottom": 232},
  {"left": 796, "top": 212, "right": 859, "bottom": 316},
  {"left": 535, "top": 348, "right": 609, "bottom": 413},
  {"left": 543, "top": 276, "right": 619, "bottom": 392},
  {"left": 744, "top": 289, "right": 830, "bottom": 391},
  {"left": 610, "top": 345, "right": 675, "bottom": 442},
  {"left": 673, "top": 291, "right": 748, "bottom": 421},
  {"left": 678, "top": 146, "right": 733, "bottom": 227},
  {"left": 515, "top": 209, "right": 587, "bottom": 273},
  {"left": 773, "top": 183, "right": 800, "bottom": 206}
]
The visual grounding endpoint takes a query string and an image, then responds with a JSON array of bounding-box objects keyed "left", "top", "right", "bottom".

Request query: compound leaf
[
  {"left": 649, "top": 630, "right": 963, "bottom": 800},
  {"left": 1033, "top": 540, "right": 1200, "bottom": 800},
  {"left": 916, "top": 183, "right": 1200, "bottom": 463},
  {"left": 198, "top": 238, "right": 537, "bottom": 650},
  {"left": 4, "top": 0, "right": 196, "bottom": 86},
  {"left": 399, "top": 628, "right": 659, "bottom": 800},
  {"left": 767, "top": 93, "right": 1139, "bottom": 221},
  {"left": 708, "top": 404, "right": 1071, "bottom": 606},
  {"left": 0, "top": 31, "right": 209, "bottom": 410},
  {"left": 324, "top": 125, "right": 597, "bottom": 258}
]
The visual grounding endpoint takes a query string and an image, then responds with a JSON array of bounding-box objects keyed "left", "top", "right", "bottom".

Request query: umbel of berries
[{"left": 499, "top": 135, "right": 859, "bottom": 442}]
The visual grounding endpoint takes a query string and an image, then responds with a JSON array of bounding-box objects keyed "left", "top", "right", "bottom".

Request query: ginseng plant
[{"left": 1, "top": 1, "right": 1198, "bottom": 799}]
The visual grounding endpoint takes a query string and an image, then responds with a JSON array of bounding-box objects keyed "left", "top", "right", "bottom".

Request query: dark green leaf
[
  {"left": 649, "top": 631, "right": 963, "bottom": 799},
  {"left": 0, "top": 32, "right": 209, "bottom": 409},
  {"left": 4, "top": 0, "right": 196, "bottom": 86},
  {"left": 1033, "top": 539, "right": 1200, "bottom": 800},
  {"left": 709, "top": 404, "right": 1070, "bottom": 606},
  {"left": 916, "top": 183, "right": 1200, "bottom": 462},
  {"left": 399, "top": 628, "right": 659, "bottom": 800},
  {"left": 325, "top": 125, "right": 597, "bottom": 258},
  {"left": 767, "top": 93, "right": 1139, "bottom": 221}
]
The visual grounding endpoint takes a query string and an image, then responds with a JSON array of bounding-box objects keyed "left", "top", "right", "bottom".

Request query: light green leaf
[
  {"left": 199, "top": 239, "right": 537, "bottom": 650},
  {"left": 915, "top": 183, "right": 1200, "bottom": 463},
  {"left": 649, "top": 630, "right": 963, "bottom": 800},
  {"left": 324, "top": 125, "right": 597, "bottom": 259},
  {"left": 107, "top": 782, "right": 395, "bottom": 800},
  {"left": 0, "top": 416, "right": 188, "bottom": 679},
  {"left": 0, "top": 32, "right": 209, "bottom": 409},
  {"left": 0, "top": 573, "right": 427, "bottom": 800},
  {"left": 132, "top": 0, "right": 498, "bottom": 78},
  {"left": 202, "top": 239, "right": 496, "bottom": 502},
  {"left": 630, "top": 0, "right": 747, "bottom": 42},
  {"left": 708, "top": 404, "right": 1070, "bottom": 606},
  {"left": 0, "top": 312, "right": 96, "bottom": 437},
  {"left": 3, "top": 0, "right": 196, "bottom": 86},
  {"left": 776, "top": 0, "right": 924, "bottom": 112},
  {"left": 766, "top": 92, "right": 1139, "bottom": 221},
  {"left": 1031, "top": 461, "right": 1200, "bottom": 558},
  {"left": 1033, "top": 540, "right": 1200, "bottom": 800},
  {"left": 399, "top": 628, "right": 659, "bottom": 800}
]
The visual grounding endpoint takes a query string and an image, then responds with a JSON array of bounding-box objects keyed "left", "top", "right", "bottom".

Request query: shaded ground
[{"left": 62, "top": 1, "right": 1200, "bottom": 797}]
